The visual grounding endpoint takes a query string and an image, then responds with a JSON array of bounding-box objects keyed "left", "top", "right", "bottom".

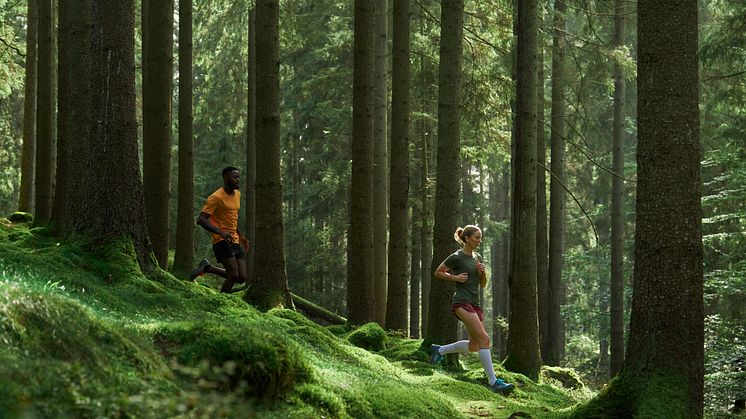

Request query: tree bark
[
  {"left": 245, "top": 7, "right": 257, "bottom": 283},
  {"left": 490, "top": 169, "right": 509, "bottom": 359},
  {"left": 627, "top": 0, "right": 703, "bottom": 411},
  {"left": 574, "top": 1, "right": 702, "bottom": 416},
  {"left": 547, "top": 0, "right": 567, "bottom": 367},
  {"left": 504, "top": 0, "right": 541, "bottom": 380},
  {"left": 19, "top": 0, "right": 38, "bottom": 213},
  {"left": 62, "top": 0, "right": 91, "bottom": 239},
  {"left": 418, "top": 10, "right": 433, "bottom": 334},
  {"left": 347, "top": 0, "right": 376, "bottom": 325},
  {"left": 50, "top": 0, "right": 70, "bottom": 229},
  {"left": 385, "top": 0, "right": 410, "bottom": 332},
  {"left": 62, "top": 0, "right": 154, "bottom": 273},
  {"left": 34, "top": 0, "right": 54, "bottom": 226},
  {"left": 373, "top": 0, "right": 389, "bottom": 326},
  {"left": 410, "top": 195, "right": 421, "bottom": 337},
  {"left": 172, "top": 0, "right": 194, "bottom": 276},
  {"left": 292, "top": 293, "right": 347, "bottom": 325},
  {"left": 536, "top": 32, "right": 550, "bottom": 364},
  {"left": 425, "top": 0, "right": 463, "bottom": 363},
  {"left": 245, "top": 0, "right": 293, "bottom": 311},
  {"left": 142, "top": 0, "right": 173, "bottom": 269},
  {"left": 609, "top": 0, "right": 626, "bottom": 378}
]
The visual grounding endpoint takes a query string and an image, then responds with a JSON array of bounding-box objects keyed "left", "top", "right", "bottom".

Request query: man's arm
[{"left": 197, "top": 212, "right": 233, "bottom": 242}]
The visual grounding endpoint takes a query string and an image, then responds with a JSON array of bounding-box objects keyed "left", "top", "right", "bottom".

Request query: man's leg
[
  {"left": 236, "top": 256, "right": 248, "bottom": 284},
  {"left": 219, "top": 256, "right": 241, "bottom": 293},
  {"left": 205, "top": 265, "right": 228, "bottom": 278}
]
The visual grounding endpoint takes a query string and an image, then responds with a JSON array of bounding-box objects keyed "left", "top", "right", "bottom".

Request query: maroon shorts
[{"left": 451, "top": 303, "right": 484, "bottom": 322}]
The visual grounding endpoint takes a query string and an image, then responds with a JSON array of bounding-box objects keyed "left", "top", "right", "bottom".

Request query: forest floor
[{"left": 0, "top": 220, "right": 591, "bottom": 418}]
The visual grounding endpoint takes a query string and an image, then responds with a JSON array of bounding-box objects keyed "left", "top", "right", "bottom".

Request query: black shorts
[{"left": 212, "top": 240, "right": 245, "bottom": 263}]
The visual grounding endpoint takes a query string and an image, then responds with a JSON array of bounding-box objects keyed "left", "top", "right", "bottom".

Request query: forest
[{"left": 0, "top": 0, "right": 744, "bottom": 417}]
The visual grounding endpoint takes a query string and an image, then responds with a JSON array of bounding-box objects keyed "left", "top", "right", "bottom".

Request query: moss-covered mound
[
  {"left": 154, "top": 320, "right": 313, "bottom": 398},
  {"left": 542, "top": 366, "right": 585, "bottom": 390},
  {"left": 346, "top": 321, "right": 387, "bottom": 351},
  {"left": 7, "top": 212, "right": 32, "bottom": 223}
]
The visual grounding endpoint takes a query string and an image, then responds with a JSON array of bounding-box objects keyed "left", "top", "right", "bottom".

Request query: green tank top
[{"left": 444, "top": 250, "right": 483, "bottom": 306}]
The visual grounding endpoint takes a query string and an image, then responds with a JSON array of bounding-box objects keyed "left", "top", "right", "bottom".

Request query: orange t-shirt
[{"left": 201, "top": 188, "right": 241, "bottom": 244}]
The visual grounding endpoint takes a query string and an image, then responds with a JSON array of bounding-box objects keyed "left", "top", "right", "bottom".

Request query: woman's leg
[{"left": 455, "top": 308, "right": 497, "bottom": 385}]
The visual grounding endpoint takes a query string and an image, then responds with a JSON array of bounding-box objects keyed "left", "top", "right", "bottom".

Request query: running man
[{"left": 188, "top": 166, "right": 249, "bottom": 293}]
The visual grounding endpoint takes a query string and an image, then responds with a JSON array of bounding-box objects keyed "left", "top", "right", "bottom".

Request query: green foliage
[
  {"left": 704, "top": 315, "right": 746, "bottom": 417},
  {"left": 345, "top": 322, "right": 387, "bottom": 352},
  {"left": 0, "top": 0, "right": 25, "bottom": 215}
]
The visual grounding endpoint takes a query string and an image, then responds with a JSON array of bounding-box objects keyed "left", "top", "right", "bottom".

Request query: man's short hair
[{"left": 222, "top": 166, "right": 239, "bottom": 176}]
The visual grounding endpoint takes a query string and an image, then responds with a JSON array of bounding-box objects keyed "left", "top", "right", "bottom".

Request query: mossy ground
[{"left": 0, "top": 221, "right": 589, "bottom": 418}]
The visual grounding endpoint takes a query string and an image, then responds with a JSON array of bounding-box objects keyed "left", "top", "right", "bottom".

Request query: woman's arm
[
  {"left": 478, "top": 261, "right": 487, "bottom": 288},
  {"left": 435, "top": 261, "right": 468, "bottom": 283}
]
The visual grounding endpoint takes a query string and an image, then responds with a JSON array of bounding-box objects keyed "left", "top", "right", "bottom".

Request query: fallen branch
[{"left": 290, "top": 292, "right": 346, "bottom": 325}]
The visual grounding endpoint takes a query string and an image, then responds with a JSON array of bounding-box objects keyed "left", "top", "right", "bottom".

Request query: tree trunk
[
  {"left": 498, "top": 168, "right": 511, "bottom": 358},
  {"left": 574, "top": 1, "right": 702, "bottom": 416},
  {"left": 628, "top": 0, "right": 703, "bottom": 411},
  {"left": 63, "top": 0, "right": 153, "bottom": 273},
  {"left": 142, "top": 0, "right": 173, "bottom": 269},
  {"left": 50, "top": 0, "right": 70, "bottom": 229},
  {"left": 245, "top": 7, "right": 257, "bottom": 283},
  {"left": 425, "top": 0, "right": 463, "bottom": 362},
  {"left": 547, "top": 0, "right": 567, "bottom": 367},
  {"left": 385, "top": 0, "right": 410, "bottom": 332},
  {"left": 373, "top": 0, "right": 389, "bottom": 326},
  {"left": 245, "top": 0, "right": 292, "bottom": 311},
  {"left": 609, "top": 0, "right": 626, "bottom": 378},
  {"left": 347, "top": 0, "right": 376, "bottom": 325},
  {"left": 172, "top": 0, "right": 194, "bottom": 276},
  {"left": 62, "top": 0, "right": 91, "bottom": 239},
  {"left": 504, "top": 0, "right": 541, "bottom": 380},
  {"left": 410, "top": 198, "right": 421, "bottom": 338},
  {"left": 292, "top": 293, "right": 347, "bottom": 326},
  {"left": 536, "top": 33, "right": 550, "bottom": 364},
  {"left": 418, "top": 11, "right": 433, "bottom": 333},
  {"left": 34, "top": 0, "right": 54, "bottom": 226},
  {"left": 489, "top": 170, "right": 506, "bottom": 358},
  {"left": 19, "top": 0, "right": 38, "bottom": 213},
  {"left": 461, "top": 160, "right": 476, "bottom": 222}
]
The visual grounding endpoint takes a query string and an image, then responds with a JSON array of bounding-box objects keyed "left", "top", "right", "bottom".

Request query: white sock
[
  {"left": 438, "top": 340, "right": 470, "bottom": 355},
  {"left": 479, "top": 349, "right": 497, "bottom": 385}
]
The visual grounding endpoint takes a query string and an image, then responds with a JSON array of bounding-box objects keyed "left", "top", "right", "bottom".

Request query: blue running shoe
[
  {"left": 430, "top": 344, "right": 444, "bottom": 365},
  {"left": 490, "top": 378, "right": 515, "bottom": 393}
]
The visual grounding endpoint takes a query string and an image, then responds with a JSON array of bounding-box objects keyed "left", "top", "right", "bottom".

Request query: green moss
[
  {"left": 568, "top": 371, "right": 692, "bottom": 418},
  {"left": 154, "top": 320, "right": 313, "bottom": 399},
  {"left": 8, "top": 212, "right": 33, "bottom": 223},
  {"left": 636, "top": 373, "right": 692, "bottom": 418},
  {"left": 542, "top": 366, "right": 586, "bottom": 390},
  {"left": 0, "top": 223, "right": 586, "bottom": 418},
  {"left": 246, "top": 288, "right": 290, "bottom": 312},
  {"left": 346, "top": 322, "right": 387, "bottom": 352},
  {"left": 363, "top": 381, "right": 461, "bottom": 418},
  {"left": 293, "top": 383, "right": 346, "bottom": 418},
  {"left": 378, "top": 335, "right": 427, "bottom": 362},
  {"left": 326, "top": 324, "right": 351, "bottom": 335}
]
